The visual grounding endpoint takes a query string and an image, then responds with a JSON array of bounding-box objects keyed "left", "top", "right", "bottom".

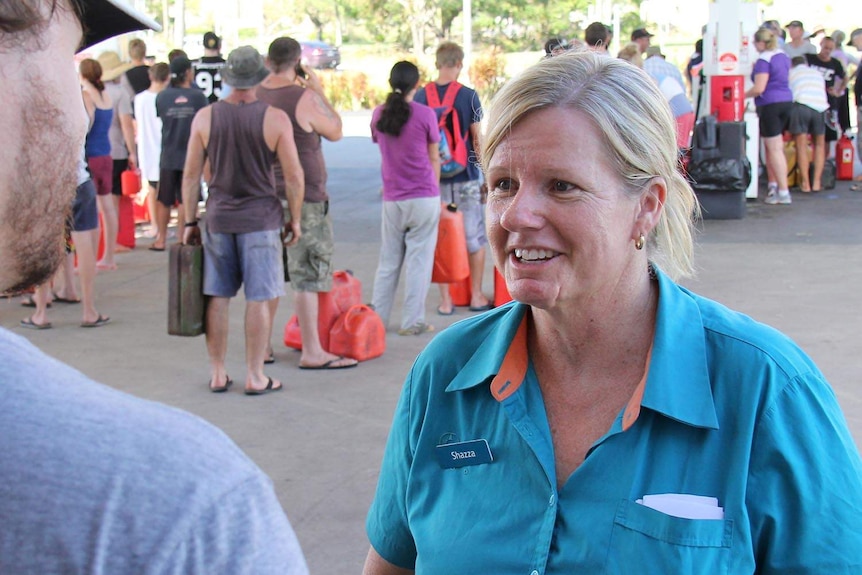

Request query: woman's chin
[{"left": 506, "top": 280, "right": 556, "bottom": 310}]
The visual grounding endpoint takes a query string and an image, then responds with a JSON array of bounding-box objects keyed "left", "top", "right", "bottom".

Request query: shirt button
[
  {"left": 548, "top": 494, "right": 556, "bottom": 506},
  {"left": 530, "top": 571, "right": 539, "bottom": 575}
]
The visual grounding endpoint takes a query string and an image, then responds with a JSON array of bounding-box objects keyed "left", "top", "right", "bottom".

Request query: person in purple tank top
[
  {"left": 182, "top": 46, "right": 305, "bottom": 395},
  {"left": 745, "top": 27, "right": 794, "bottom": 205}
]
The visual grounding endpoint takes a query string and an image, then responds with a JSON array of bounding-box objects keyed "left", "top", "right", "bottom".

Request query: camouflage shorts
[{"left": 286, "top": 201, "right": 334, "bottom": 292}]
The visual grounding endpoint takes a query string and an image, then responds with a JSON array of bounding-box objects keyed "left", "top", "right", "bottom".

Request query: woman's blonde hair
[
  {"left": 481, "top": 51, "right": 699, "bottom": 279},
  {"left": 755, "top": 28, "right": 778, "bottom": 51},
  {"left": 617, "top": 42, "right": 643, "bottom": 67}
]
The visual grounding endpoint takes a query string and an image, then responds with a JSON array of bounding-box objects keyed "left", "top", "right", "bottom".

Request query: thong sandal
[
  {"left": 244, "top": 377, "right": 283, "bottom": 395},
  {"left": 209, "top": 376, "right": 233, "bottom": 393}
]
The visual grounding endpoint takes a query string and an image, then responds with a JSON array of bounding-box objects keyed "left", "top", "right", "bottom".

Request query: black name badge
[{"left": 435, "top": 439, "right": 494, "bottom": 469}]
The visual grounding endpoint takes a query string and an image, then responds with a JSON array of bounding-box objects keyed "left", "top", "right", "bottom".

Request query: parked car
[{"left": 300, "top": 41, "right": 341, "bottom": 69}]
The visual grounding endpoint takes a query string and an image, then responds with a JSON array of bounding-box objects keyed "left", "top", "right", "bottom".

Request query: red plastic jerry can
[
  {"left": 432, "top": 203, "right": 469, "bottom": 284},
  {"left": 329, "top": 304, "right": 386, "bottom": 362},
  {"left": 282, "top": 270, "right": 362, "bottom": 351},
  {"left": 493, "top": 267, "right": 512, "bottom": 307},
  {"left": 836, "top": 134, "right": 854, "bottom": 181}
]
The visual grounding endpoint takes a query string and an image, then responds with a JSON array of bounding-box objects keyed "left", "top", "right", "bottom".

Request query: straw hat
[{"left": 97, "top": 51, "right": 133, "bottom": 82}]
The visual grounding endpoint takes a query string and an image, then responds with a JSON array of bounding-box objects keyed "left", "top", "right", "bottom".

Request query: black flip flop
[
  {"left": 299, "top": 356, "right": 358, "bottom": 370},
  {"left": 245, "top": 377, "right": 283, "bottom": 395},
  {"left": 210, "top": 376, "right": 233, "bottom": 393}
]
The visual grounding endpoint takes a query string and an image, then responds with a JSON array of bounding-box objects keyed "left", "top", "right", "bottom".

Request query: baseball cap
[
  {"left": 221, "top": 46, "right": 270, "bottom": 89},
  {"left": 203, "top": 31, "right": 222, "bottom": 51},
  {"left": 785, "top": 20, "right": 804, "bottom": 29},
  {"left": 848, "top": 28, "right": 862, "bottom": 45},
  {"left": 169, "top": 56, "right": 192, "bottom": 78},
  {"left": 631, "top": 28, "right": 654, "bottom": 41},
  {"left": 80, "top": 0, "right": 161, "bottom": 50}
]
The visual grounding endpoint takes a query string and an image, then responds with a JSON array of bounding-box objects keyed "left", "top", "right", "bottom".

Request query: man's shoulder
[{"left": 0, "top": 328, "right": 260, "bottom": 483}]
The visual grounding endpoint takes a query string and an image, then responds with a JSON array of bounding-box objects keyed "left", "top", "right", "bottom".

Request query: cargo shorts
[{"left": 286, "top": 201, "right": 334, "bottom": 292}]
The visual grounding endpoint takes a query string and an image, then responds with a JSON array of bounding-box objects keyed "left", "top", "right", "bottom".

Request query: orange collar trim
[
  {"left": 491, "top": 313, "right": 652, "bottom": 431},
  {"left": 490, "top": 314, "right": 529, "bottom": 402}
]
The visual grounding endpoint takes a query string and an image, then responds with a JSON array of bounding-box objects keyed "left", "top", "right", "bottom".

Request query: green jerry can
[{"left": 168, "top": 244, "right": 205, "bottom": 336}]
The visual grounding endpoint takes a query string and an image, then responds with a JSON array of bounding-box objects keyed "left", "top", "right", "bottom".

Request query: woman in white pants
[{"left": 370, "top": 61, "right": 441, "bottom": 336}]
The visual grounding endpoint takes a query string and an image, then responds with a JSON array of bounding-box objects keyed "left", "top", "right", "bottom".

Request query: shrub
[
  {"left": 318, "top": 70, "right": 385, "bottom": 111},
  {"left": 469, "top": 47, "right": 508, "bottom": 103}
]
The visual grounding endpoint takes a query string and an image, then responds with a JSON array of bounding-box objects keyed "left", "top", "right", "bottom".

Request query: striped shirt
[{"left": 789, "top": 64, "right": 829, "bottom": 112}]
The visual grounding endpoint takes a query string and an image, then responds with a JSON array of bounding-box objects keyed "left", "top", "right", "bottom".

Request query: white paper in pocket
[{"left": 636, "top": 493, "right": 725, "bottom": 520}]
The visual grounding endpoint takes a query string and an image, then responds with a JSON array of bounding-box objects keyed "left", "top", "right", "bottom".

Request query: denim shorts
[
  {"left": 202, "top": 227, "right": 285, "bottom": 301},
  {"left": 440, "top": 179, "right": 487, "bottom": 254},
  {"left": 72, "top": 179, "right": 98, "bottom": 232}
]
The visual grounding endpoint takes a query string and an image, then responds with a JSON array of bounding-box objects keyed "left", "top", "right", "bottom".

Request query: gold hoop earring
[{"left": 635, "top": 233, "right": 645, "bottom": 251}]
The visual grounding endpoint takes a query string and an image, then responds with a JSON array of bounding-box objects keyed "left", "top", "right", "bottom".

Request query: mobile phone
[{"left": 295, "top": 62, "right": 307, "bottom": 79}]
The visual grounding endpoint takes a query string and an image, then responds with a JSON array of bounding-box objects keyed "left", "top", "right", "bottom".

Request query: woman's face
[{"left": 485, "top": 107, "right": 646, "bottom": 313}]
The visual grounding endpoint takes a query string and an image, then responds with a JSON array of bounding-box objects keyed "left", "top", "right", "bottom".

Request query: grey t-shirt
[
  {"left": 105, "top": 80, "right": 133, "bottom": 160},
  {"left": 0, "top": 328, "right": 308, "bottom": 574}
]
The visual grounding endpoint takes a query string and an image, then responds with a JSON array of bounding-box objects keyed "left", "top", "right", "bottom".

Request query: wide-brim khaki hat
[
  {"left": 97, "top": 51, "right": 133, "bottom": 81},
  {"left": 221, "top": 46, "right": 270, "bottom": 89},
  {"left": 80, "top": 0, "right": 161, "bottom": 50}
]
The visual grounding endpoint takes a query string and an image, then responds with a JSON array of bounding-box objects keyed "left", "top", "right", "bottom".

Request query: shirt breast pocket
[{"left": 604, "top": 499, "right": 733, "bottom": 575}]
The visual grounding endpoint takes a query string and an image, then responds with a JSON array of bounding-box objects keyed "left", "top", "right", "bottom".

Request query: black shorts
[
  {"left": 757, "top": 101, "right": 792, "bottom": 138},
  {"left": 158, "top": 169, "right": 183, "bottom": 207},
  {"left": 111, "top": 159, "right": 128, "bottom": 196}
]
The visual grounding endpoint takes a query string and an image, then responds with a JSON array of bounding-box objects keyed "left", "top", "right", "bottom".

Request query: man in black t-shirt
[
  {"left": 123, "top": 37, "right": 150, "bottom": 97},
  {"left": 153, "top": 56, "right": 208, "bottom": 250},
  {"left": 193, "top": 32, "right": 226, "bottom": 104},
  {"left": 806, "top": 36, "right": 846, "bottom": 145}
]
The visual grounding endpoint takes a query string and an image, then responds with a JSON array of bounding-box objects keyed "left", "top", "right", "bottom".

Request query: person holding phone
[{"left": 256, "top": 37, "right": 357, "bottom": 370}]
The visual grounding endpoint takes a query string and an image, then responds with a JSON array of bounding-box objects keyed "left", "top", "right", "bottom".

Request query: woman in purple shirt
[
  {"left": 745, "top": 28, "right": 794, "bottom": 205},
  {"left": 370, "top": 61, "right": 441, "bottom": 336}
]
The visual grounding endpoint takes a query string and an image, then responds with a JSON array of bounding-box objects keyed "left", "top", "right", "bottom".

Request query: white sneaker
[{"left": 765, "top": 190, "right": 792, "bottom": 205}]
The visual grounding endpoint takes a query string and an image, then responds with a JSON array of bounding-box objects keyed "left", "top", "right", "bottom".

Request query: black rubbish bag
[{"left": 688, "top": 156, "right": 752, "bottom": 192}]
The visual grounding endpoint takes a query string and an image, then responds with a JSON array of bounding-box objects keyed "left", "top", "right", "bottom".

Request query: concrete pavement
[{"left": 3, "top": 111, "right": 861, "bottom": 573}]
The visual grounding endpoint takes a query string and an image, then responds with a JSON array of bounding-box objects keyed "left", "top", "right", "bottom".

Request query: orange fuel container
[
  {"left": 329, "top": 304, "right": 386, "bottom": 361},
  {"left": 837, "top": 134, "right": 854, "bottom": 180},
  {"left": 283, "top": 270, "right": 362, "bottom": 351},
  {"left": 448, "top": 274, "right": 471, "bottom": 307},
  {"left": 117, "top": 194, "right": 136, "bottom": 249},
  {"left": 121, "top": 169, "right": 141, "bottom": 196},
  {"left": 493, "top": 267, "right": 512, "bottom": 307},
  {"left": 432, "top": 203, "right": 469, "bottom": 283}
]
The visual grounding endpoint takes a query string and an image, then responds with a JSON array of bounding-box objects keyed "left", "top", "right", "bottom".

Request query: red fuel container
[{"left": 329, "top": 304, "right": 386, "bottom": 362}]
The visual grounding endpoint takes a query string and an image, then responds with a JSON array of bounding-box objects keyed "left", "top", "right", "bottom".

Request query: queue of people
[{"left": 3, "top": 3, "right": 862, "bottom": 573}]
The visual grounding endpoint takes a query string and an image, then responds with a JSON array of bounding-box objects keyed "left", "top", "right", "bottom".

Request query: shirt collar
[
  {"left": 445, "top": 303, "right": 527, "bottom": 394},
  {"left": 444, "top": 267, "right": 719, "bottom": 430}
]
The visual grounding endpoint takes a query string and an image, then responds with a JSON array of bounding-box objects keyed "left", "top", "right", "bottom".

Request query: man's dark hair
[
  {"left": 267, "top": 37, "right": 302, "bottom": 73},
  {"left": 585, "top": 21, "right": 609, "bottom": 47}
]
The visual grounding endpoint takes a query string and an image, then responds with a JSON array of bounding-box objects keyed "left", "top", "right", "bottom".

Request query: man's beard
[{"left": 4, "top": 82, "right": 80, "bottom": 294}]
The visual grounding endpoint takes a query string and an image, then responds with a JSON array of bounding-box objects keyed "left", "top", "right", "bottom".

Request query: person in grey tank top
[{"left": 182, "top": 46, "right": 306, "bottom": 395}]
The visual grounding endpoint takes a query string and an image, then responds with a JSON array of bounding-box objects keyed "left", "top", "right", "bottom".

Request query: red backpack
[{"left": 425, "top": 82, "right": 469, "bottom": 178}]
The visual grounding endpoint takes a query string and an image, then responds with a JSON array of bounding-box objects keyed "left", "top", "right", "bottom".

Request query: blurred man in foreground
[{"left": 0, "top": 2, "right": 308, "bottom": 572}]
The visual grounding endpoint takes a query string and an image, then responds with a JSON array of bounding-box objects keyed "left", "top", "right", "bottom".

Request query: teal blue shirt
[{"left": 367, "top": 267, "right": 862, "bottom": 573}]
